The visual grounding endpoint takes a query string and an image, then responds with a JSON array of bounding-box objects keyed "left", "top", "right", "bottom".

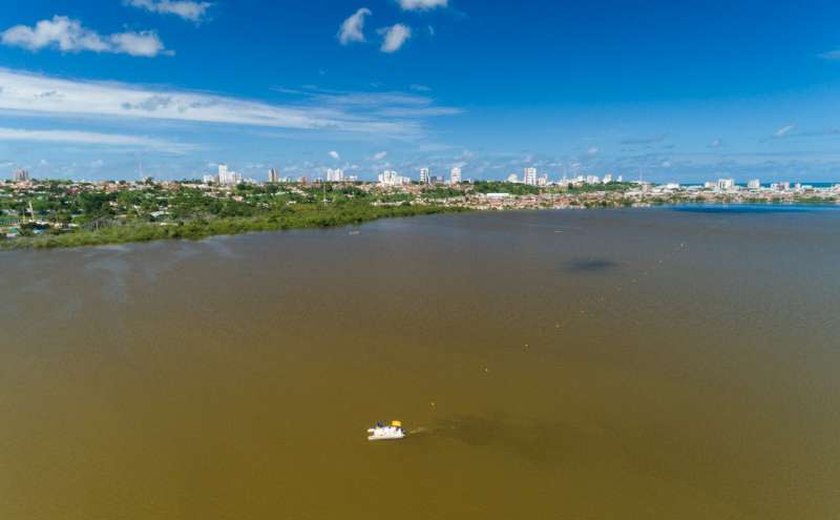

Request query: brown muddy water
[{"left": 1, "top": 206, "right": 839, "bottom": 519}]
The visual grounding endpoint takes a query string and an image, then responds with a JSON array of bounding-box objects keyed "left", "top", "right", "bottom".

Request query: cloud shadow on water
[{"left": 564, "top": 258, "right": 620, "bottom": 273}]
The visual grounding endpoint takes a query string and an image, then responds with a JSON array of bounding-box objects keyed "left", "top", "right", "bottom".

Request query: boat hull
[{"left": 367, "top": 427, "right": 406, "bottom": 441}]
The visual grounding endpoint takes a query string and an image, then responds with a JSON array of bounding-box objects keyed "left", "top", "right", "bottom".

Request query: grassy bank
[{"left": 1, "top": 203, "right": 468, "bottom": 250}]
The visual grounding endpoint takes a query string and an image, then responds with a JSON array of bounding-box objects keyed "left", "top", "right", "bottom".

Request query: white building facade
[
  {"left": 524, "top": 167, "right": 538, "bottom": 186},
  {"left": 326, "top": 168, "right": 344, "bottom": 182},
  {"left": 217, "top": 164, "right": 242, "bottom": 185},
  {"left": 378, "top": 170, "right": 411, "bottom": 186}
]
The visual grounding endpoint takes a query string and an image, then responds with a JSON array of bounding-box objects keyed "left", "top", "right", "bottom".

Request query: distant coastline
[{"left": 2, "top": 178, "right": 838, "bottom": 250}]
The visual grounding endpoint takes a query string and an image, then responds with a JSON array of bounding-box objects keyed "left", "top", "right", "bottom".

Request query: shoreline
[
  {"left": 3, "top": 200, "right": 837, "bottom": 251},
  {"left": 0, "top": 204, "right": 469, "bottom": 251}
]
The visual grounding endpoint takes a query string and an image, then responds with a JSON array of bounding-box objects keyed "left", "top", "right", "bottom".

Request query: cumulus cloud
[
  {"left": 1, "top": 16, "right": 169, "bottom": 57},
  {"left": 125, "top": 0, "right": 212, "bottom": 22},
  {"left": 329, "top": 150, "right": 340, "bottom": 159},
  {"left": 338, "top": 8, "right": 372, "bottom": 45},
  {"left": 0, "top": 127, "right": 191, "bottom": 152},
  {"left": 586, "top": 146, "right": 599, "bottom": 155},
  {"left": 373, "top": 151, "right": 388, "bottom": 160},
  {"left": 380, "top": 24, "right": 412, "bottom": 53},
  {"left": 398, "top": 0, "right": 448, "bottom": 11},
  {"left": 708, "top": 138, "right": 723, "bottom": 148}
]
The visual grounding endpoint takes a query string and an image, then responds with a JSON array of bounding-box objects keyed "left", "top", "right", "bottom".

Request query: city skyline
[{"left": 2, "top": 1, "right": 840, "bottom": 182}]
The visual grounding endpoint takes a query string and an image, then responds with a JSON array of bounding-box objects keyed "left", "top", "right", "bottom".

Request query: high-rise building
[
  {"left": 268, "top": 168, "right": 279, "bottom": 183},
  {"left": 717, "top": 178, "right": 736, "bottom": 191},
  {"left": 13, "top": 169, "right": 30, "bottom": 182},
  {"left": 450, "top": 167, "right": 462, "bottom": 185},
  {"left": 378, "top": 170, "right": 410, "bottom": 186},
  {"left": 523, "top": 167, "right": 537, "bottom": 186},
  {"left": 217, "top": 164, "right": 242, "bottom": 185},
  {"left": 747, "top": 179, "right": 761, "bottom": 190},
  {"left": 326, "top": 168, "right": 344, "bottom": 182},
  {"left": 419, "top": 168, "right": 430, "bottom": 184}
]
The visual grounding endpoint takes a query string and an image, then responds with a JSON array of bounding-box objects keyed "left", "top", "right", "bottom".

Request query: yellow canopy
[{"left": 391, "top": 420, "right": 402, "bottom": 428}]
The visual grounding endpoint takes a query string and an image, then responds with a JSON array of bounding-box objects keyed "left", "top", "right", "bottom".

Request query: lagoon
[{"left": 1, "top": 207, "right": 839, "bottom": 519}]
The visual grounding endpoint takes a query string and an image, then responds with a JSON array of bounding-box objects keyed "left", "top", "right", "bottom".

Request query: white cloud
[
  {"left": 271, "top": 85, "right": 462, "bottom": 119},
  {"left": 708, "top": 138, "right": 723, "bottom": 148},
  {"left": 820, "top": 50, "right": 840, "bottom": 60},
  {"left": 398, "top": 0, "right": 448, "bottom": 11},
  {"left": 125, "top": 0, "right": 212, "bottom": 22},
  {"left": 380, "top": 24, "right": 412, "bottom": 53},
  {"left": 587, "top": 146, "right": 599, "bottom": 155},
  {"left": 775, "top": 124, "right": 795, "bottom": 138},
  {"left": 329, "top": 150, "right": 340, "bottom": 159},
  {"left": 1, "top": 16, "right": 169, "bottom": 57},
  {"left": 0, "top": 127, "right": 190, "bottom": 152},
  {"left": 109, "top": 32, "right": 169, "bottom": 57},
  {"left": 0, "top": 69, "right": 448, "bottom": 137},
  {"left": 338, "top": 8, "right": 371, "bottom": 45},
  {"left": 373, "top": 151, "right": 388, "bottom": 160}
]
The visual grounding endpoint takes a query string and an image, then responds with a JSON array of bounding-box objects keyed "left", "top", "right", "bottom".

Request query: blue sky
[{"left": 1, "top": 0, "right": 840, "bottom": 182}]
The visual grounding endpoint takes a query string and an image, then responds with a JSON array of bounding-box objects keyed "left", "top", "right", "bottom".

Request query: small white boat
[{"left": 367, "top": 420, "right": 406, "bottom": 441}]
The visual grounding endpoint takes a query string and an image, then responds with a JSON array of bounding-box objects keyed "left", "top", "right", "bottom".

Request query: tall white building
[
  {"left": 523, "top": 167, "right": 538, "bottom": 186},
  {"left": 378, "top": 170, "right": 410, "bottom": 186},
  {"left": 450, "top": 167, "right": 462, "bottom": 185},
  {"left": 326, "top": 168, "right": 344, "bottom": 182},
  {"left": 217, "top": 164, "right": 242, "bottom": 185},
  {"left": 747, "top": 179, "right": 761, "bottom": 190},
  {"left": 717, "top": 178, "right": 736, "bottom": 191},
  {"left": 419, "top": 168, "right": 430, "bottom": 184},
  {"left": 268, "top": 168, "right": 279, "bottom": 183}
]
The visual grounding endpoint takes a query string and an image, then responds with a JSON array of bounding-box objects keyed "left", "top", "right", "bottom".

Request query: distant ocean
[
  {"left": 682, "top": 182, "right": 838, "bottom": 188},
  {"left": 670, "top": 203, "right": 840, "bottom": 214}
]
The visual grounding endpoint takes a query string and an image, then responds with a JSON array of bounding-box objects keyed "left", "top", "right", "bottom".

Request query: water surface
[{"left": 1, "top": 207, "right": 839, "bottom": 519}]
